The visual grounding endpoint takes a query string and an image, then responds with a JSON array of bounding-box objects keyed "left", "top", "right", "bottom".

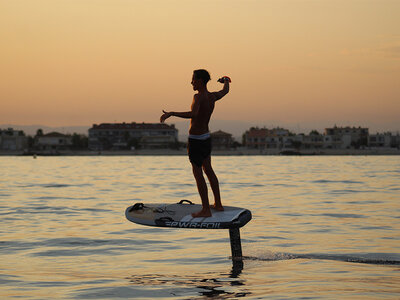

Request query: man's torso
[{"left": 189, "top": 92, "right": 216, "bottom": 135}]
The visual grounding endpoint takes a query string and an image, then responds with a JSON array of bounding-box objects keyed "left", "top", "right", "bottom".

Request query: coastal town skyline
[
  {"left": 2, "top": 119, "right": 400, "bottom": 142},
  {"left": 1, "top": 1, "right": 399, "bottom": 132},
  {"left": 2, "top": 122, "right": 399, "bottom": 154}
]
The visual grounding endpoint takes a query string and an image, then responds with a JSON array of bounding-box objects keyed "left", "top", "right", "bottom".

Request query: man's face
[{"left": 191, "top": 75, "right": 200, "bottom": 91}]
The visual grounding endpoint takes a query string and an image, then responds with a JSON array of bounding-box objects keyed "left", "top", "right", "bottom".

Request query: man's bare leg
[
  {"left": 202, "top": 156, "right": 224, "bottom": 211},
  {"left": 191, "top": 163, "right": 212, "bottom": 217}
]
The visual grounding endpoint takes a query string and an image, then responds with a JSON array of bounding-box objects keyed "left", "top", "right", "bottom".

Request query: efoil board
[{"left": 125, "top": 200, "right": 252, "bottom": 229}]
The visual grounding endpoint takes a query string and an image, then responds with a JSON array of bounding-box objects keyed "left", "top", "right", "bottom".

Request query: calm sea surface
[{"left": 1, "top": 156, "right": 399, "bottom": 299}]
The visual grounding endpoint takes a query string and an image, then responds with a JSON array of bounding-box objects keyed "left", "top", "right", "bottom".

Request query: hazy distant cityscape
[{"left": 1, "top": 122, "right": 399, "bottom": 156}]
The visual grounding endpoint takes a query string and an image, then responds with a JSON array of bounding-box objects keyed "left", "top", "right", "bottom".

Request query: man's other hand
[{"left": 160, "top": 110, "right": 172, "bottom": 123}]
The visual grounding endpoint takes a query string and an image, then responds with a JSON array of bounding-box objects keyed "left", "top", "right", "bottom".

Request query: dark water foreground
[{"left": 1, "top": 156, "right": 399, "bottom": 299}]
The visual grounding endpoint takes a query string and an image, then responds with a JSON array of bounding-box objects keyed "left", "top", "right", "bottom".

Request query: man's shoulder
[
  {"left": 194, "top": 92, "right": 216, "bottom": 102},
  {"left": 194, "top": 93, "right": 207, "bottom": 101}
]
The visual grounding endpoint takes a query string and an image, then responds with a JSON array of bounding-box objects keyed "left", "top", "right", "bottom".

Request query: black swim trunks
[{"left": 187, "top": 137, "right": 212, "bottom": 167}]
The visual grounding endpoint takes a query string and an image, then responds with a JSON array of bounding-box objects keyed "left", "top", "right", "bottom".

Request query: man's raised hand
[{"left": 217, "top": 76, "right": 231, "bottom": 83}]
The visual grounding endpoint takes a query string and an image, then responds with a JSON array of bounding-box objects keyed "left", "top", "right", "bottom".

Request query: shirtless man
[{"left": 160, "top": 69, "right": 230, "bottom": 217}]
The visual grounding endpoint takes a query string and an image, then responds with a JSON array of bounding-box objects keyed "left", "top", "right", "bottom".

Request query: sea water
[{"left": 0, "top": 155, "right": 399, "bottom": 299}]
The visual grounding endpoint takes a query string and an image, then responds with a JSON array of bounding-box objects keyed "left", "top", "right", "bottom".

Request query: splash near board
[{"left": 125, "top": 200, "right": 252, "bottom": 229}]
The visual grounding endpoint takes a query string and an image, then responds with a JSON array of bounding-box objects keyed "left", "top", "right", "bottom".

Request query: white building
[
  {"left": 324, "top": 126, "right": 369, "bottom": 149},
  {"left": 0, "top": 128, "right": 28, "bottom": 150},
  {"left": 211, "top": 130, "right": 234, "bottom": 150},
  {"left": 244, "top": 127, "right": 292, "bottom": 149},
  {"left": 36, "top": 132, "right": 73, "bottom": 151},
  {"left": 88, "top": 122, "right": 178, "bottom": 150},
  {"left": 369, "top": 132, "right": 399, "bottom": 148},
  {"left": 301, "top": 133, "right": 324, "bottom": 149}
]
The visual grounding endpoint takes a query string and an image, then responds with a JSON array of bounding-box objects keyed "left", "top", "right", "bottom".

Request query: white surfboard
[{"left": 125, "top": 200, "right": 252, "bottom": 229}]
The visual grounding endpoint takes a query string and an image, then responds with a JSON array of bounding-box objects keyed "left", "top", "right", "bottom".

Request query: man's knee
[
  {"left": 202, "top": 164, "right": 211, "bottom": 173},
  {"left": 201, "top": 156, "right": 211, "bottom": 169},
  {"left": 192, "top": 163, "right": 203, "bottom": 176}
]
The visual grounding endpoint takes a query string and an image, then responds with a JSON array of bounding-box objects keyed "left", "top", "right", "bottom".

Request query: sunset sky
[{"left": 1, "top": 0, "right": 399, "bottom": 133}]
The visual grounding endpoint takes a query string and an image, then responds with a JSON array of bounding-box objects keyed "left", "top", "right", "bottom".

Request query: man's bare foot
[
  {"left": 211, "top": 204, "right": 224, "bottom": 211},
  {"left": 192, "top": 209, "right": 212, "bottom": 218}
]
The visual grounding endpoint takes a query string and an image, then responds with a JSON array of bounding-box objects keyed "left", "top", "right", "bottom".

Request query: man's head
[{"left": 192, "top": 69, "right": 210, "bottom": 91}]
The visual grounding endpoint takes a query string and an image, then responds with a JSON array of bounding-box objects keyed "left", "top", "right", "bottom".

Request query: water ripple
[
  {"left": 245, "top": 252, "right": 400, "bottom": 265},
  {"left": 320, "top": 213, "right": 366, "bottom": 218},
  {"left": 1, "top": 156, "right": 399, "bottom": 299},
  {"left": 313, "top": 180, "right": 363, "bottom": 184}
]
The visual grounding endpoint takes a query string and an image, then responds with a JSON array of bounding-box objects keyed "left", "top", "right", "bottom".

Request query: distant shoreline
[{"left": 1, "top": 148, "right": 400, "bottom": 156}]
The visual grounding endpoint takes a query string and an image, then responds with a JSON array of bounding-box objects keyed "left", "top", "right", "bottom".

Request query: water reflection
[
  {"left": 125, "top": 263, "right": 249, "bottom": 299},
  {"left": 231, "top": 260, "right": 244, "bottom": 278}
]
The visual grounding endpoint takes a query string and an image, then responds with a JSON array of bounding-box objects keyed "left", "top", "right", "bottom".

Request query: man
[{"left": 160, "top": 69, "right": 230, "bottom": 217}]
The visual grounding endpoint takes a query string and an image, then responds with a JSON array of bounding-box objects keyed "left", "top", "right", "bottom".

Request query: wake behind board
[{"left": 125, "top": 200, "right": 252, "bottom": 229}]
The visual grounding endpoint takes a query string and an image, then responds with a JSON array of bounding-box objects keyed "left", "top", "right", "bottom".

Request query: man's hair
[{"left": 193, "top": 69, "right": 211, "bottom": 84}]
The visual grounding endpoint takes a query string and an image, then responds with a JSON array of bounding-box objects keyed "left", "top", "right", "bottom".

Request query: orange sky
[{"left": 1, "top": 0, "right": 399, "bottom": 132}]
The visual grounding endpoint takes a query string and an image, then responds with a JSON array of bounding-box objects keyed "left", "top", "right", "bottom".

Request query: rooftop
[
  {"left": 211, "top": 130, "right": 232, "bottom": 137},
  {"left": 90, "top": 122, "right": 176, "bottom": 130},
  {"left": 41, "top": 132, "right": 69, "bottom": 138}
]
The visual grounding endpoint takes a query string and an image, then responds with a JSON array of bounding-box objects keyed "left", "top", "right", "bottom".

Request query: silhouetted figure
[{"left": 160, "top": 69, "right": 230, "bottom": 217}]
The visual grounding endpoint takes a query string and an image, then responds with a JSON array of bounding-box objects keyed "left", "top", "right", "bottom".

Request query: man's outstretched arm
[
  {"left": 160, "top": 110, "right": 191, "bottom": 123},
  {"left": 160, "top": 95, "right": 200, "bottom": 123}
]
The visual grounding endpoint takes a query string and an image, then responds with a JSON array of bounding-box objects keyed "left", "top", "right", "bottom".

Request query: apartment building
[
  {"left": 36, "top": 132, "right": 73, "bottom": 151},
  {"left": 369, "top": 132, "right": 400, "bottom": 148},
  {"left": 244, "top": 127, "right": 291, "bottom": 149},
  {"left": 324, "top": 126, "right": 369, "bottom": 149},
  {"left": 211, "top": 130, "right": 234, "bottom": 150},
  {"left": 88, "top": 122, "right": 178, "bottom": 150},
  {"left": 0, "top": 128, "right": 28, "bottom": 151}
]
